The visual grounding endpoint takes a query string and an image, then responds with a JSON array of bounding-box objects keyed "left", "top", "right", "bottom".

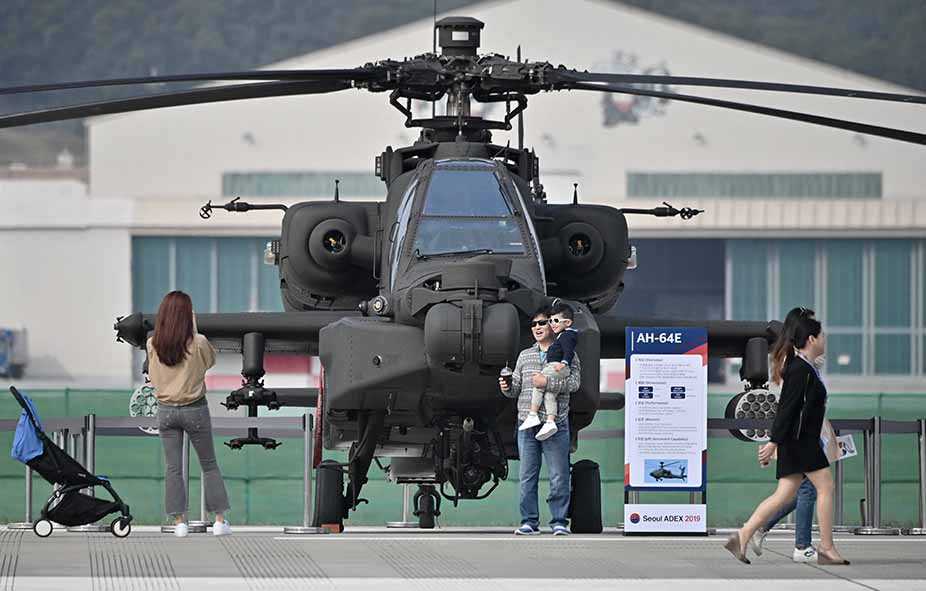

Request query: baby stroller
[{"left": 9, "top": 386, "right": 133, "bottom": 537}]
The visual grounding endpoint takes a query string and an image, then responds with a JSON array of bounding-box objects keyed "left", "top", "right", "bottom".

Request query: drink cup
[{"left": 500, "top": 364, "right": 513, "bottom": 389}]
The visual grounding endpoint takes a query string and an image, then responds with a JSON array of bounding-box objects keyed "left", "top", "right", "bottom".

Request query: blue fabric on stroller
[{"left": 11, "top": 392, "right": 44, "bottom": 463}]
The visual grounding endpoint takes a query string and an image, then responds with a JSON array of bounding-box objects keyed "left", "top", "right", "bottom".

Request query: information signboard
[{"left": 624, "top": 327, "right": 708, "bottom": 533}]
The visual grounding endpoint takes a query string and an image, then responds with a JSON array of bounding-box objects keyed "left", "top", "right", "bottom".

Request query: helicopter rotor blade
[
  {"left": 0, "top": 68, "right": 380, "bottom": 96},
  {"left": 565, "top": 81, "right": 926, "bottom": 146},
  {"left": 551, "top": 70, "right": 926, "bottom": 105},
  {"left": 0, "top": 79, "right": 353, "bottom": 129}
]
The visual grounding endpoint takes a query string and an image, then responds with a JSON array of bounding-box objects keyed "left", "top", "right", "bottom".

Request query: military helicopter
[
  {"left": 3, "top": 16, "right": 924, "bottom": 530},
  {"left": 648, "top": 461, "right": 687, "bottom": 482}
]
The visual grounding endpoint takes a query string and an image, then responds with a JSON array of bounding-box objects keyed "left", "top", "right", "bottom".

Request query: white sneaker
[
  {"left": 793, "top": 546, "right": 817, "bottom": 563},
  {"left": 749, "top": 529, "right": 767, "bottom": 556},
  {"left": 212, "top": 521, "right": 232, "bottom": 536},
  {"left": 173, "top": 523, "right": 189, "bottom": 538},
  {"left": 519, "top": 414, "right": 542, "bottom": 431},
  {"left": 535, "top": 421, "right": 558, "bottom": 441}
]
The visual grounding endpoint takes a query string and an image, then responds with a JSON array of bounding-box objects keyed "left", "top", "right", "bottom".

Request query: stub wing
[
  {"left": 113, "top": 311, "right": 359, "bottom": 354},
  {"left": 596, "top": 316, "right": 782, "bottom": 359}
]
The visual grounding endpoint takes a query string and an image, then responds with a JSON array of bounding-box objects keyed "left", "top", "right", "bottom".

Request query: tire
[
  {"left": 110, "top": 517, "right": 131, "bottom": 538},
  {"left": 312, "top": 459, "right": 345, "bottom": 531},
  {"left": 33, "top": 519, "right": 53, "bottom": 538},
  {"left": 417, "top": 492, "right": 435, "bottom": 529},
  {"left": 569, "top": 460, "right": 603, "bottom": 534}
]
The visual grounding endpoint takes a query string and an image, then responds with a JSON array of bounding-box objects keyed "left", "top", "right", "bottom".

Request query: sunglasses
[
  {"left": 549, "top": 318, "right": 564, "bottom": 324},
  {"left": 530, "top": 319, "right": 548, "bottom": 327}
]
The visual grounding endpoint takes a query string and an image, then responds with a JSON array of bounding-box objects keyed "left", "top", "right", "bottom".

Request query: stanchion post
[
  {"left": 69, "top": 414, "right": 109, "bottom": 532},
  {"left": 902, "top": 418, "right": 926, "bottom": 535},
  {"left": 85, "top": 414, "right": 96, "bottom": 496},
  {"left": 834, "top": 450, "right": 845, "bottom": 526},
  {"left": 387, "top": 484, "right": 418, "bottom": 528},
  {"left": 855, "top": 417, "right": 899, "bottom": 535},
  {"left": 284, "top": 412, "right": 327, "bottom": 534}
]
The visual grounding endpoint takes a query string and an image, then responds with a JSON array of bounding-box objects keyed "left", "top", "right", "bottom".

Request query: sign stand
[{"left": 623, "top": 327, "right": 708, "bottom": 536}]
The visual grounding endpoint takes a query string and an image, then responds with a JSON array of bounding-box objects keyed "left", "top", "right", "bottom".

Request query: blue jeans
[
  {"left": 764, "top": 477, "right": 817, "bottom": 548},
  {"left": 517, "top": 420, "right": 571, "bottom": 528}
]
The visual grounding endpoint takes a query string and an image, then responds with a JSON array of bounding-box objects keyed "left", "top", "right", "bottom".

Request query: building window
[
  {"left": 222, "top": 171, "right": 382, "bottom": 198},
  {"left": 132, "top": 237, "right": 283, "bottom": 313},
  {"left": 628, "top": 172, "right": 882, "bottom": 199},
  {"left": 728, "top": 240, "right": 767, "bottom": 321},
  {"left": 725, "top": 238, "right": 921, "bottom": 377}
]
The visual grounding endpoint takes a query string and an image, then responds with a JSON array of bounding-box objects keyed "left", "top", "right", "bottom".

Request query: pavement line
[
  {"left": 765, "top": 546, "right": 880, "bottom": 591},
  {"left": 8, "top": 578, "right": 926, "bottom": 591},
  {"left": 272, "top": 535, "right": 926, "bottom": 542}
]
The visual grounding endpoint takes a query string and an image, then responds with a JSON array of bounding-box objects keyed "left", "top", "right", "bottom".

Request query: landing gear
[
  {"left": 313, "top": 459, "right": 347, "bottom": 532},
  {"left": 413, "top": 485, "right": 441, "bottom": 529}
]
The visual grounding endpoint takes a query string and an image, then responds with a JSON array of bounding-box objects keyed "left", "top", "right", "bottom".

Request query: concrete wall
[{"left": 0, "top": 189, "right": 134, "bottom": 386}]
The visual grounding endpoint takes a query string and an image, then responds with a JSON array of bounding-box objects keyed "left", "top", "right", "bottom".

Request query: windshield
[{"left": 412, "top": 164, "right": 525, "bottom": 256}]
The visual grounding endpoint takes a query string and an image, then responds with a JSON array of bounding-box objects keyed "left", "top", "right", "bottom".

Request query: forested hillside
[{"left": 1, "top": 0, "right": 922, "bottom": 166}]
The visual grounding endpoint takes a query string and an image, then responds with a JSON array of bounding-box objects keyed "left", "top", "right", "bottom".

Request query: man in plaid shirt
[{"left": 499, "top": 306, "right": 581, "bottom": 535}]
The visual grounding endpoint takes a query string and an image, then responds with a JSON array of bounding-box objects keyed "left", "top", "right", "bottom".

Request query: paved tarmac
[{"left": 1, "top": 526, "right": 924, "bottom": 590}]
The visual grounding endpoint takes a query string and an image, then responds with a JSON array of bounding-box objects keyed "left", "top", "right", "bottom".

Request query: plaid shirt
[{"left": 502, "top": 343, "right": 581, "bottom": 427}]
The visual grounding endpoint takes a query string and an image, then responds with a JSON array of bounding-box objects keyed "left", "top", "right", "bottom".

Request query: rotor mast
[{"left": 435, "top": 16, "right": 483, "bottom": 119}]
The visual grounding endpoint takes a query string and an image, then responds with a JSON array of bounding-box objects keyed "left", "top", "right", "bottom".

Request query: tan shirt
[{"left": 146, "top": 334, "right": 216, "bottom": 406}]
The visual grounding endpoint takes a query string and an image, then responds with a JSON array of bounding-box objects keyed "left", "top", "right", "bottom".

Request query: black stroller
[{"left": 9, "top": 386, "right": 133, "bottom": 537}]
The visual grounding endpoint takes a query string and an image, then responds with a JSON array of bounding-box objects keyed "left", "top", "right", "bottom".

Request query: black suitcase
[{"left": 569, "top": 459, "right": 603, "bottom": 533}]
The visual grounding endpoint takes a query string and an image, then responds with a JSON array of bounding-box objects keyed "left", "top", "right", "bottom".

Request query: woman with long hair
[
  {"left": 725, "top": 309, "right": 848, "bottom": 565},
  {"left": 749, "top": 307, "right": 820, "bottom": 562},
  {"left": 147, "top": 291, "right": 231, "bottom": 537}
]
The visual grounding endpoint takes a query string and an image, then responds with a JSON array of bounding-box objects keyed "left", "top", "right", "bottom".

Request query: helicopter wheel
[
  {"left": 413, "top": 485, "right": 440, "bottom": 529},
  {"left": 313, "top": 459, "right": 346, "bottom": 533}
]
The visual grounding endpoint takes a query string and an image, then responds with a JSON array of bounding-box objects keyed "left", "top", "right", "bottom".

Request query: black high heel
[{"left": 817, "top": 548, "right": 850, "bottom": 565}]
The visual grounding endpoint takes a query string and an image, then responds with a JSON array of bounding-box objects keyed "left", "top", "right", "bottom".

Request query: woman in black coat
[{"left": 725, "top": 312, "right": 848, "bottom": 565}]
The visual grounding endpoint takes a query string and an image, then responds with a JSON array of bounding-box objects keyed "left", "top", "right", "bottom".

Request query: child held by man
[{"left": 519, "top": 303, "right": 578, "bottom": 440}]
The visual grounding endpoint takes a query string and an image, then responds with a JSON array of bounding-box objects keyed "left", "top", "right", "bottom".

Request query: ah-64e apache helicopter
[
  {"left": 3, "top": 16, "right": 924, "bottom": 530},
  {"left": 649, "top": 461, "right": 687, "bottom": 483}
]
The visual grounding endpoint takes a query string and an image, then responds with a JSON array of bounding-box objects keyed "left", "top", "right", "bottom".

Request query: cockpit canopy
[{"left": 411, "top": 160, "right": 525, "bottom": 257}]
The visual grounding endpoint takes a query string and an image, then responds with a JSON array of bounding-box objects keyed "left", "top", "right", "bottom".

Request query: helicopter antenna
[
  {"left": 517, "top": 45, "right": 524, "bottom": 150},
  {"left": 334, "top": 178, "right": 340, "bottom": 203},
  {"left": 573, "top": 183, "right": 579, "bottom": 205}
]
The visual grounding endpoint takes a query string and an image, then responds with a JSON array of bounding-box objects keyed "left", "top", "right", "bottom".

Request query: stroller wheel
[
  {"left": 110, "top": 517, "right": 131, "bottom": 538},
  {"left": 33, "top": 519, "right": 53, "bottom": 538}
]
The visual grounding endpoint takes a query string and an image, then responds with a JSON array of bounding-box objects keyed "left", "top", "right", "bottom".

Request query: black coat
[{"left": 770, "top": 355, "right": 829, "bottom": 478}]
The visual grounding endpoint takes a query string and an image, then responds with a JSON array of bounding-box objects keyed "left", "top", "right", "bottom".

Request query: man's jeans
[
  {"left": 517, "top": 419, "right": 571, "bottom": 528},
  {"left": 764, "top": 477, "right": 817, "bottom": 548},
  {"left": 158, "top": 398, "right": 230, "bottom": 518}
]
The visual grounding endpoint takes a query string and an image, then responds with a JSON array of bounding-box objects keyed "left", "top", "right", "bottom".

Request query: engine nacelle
[{"left": 279, "top": 202, "right": 379, "bottom": 310}]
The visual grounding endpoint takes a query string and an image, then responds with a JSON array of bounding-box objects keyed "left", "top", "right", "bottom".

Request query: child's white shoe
[
  {"left": 212, "top": 521, "right": 232, "bottom": 536},
  {"left": 519, "top": 413, "right": 541, "bottom": 430},
  {"left": 536, "top": 421, "right": 558, "bottom": 441},
  {"left": 173, "top": 523, "right": 189, "bottom": 538}
]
